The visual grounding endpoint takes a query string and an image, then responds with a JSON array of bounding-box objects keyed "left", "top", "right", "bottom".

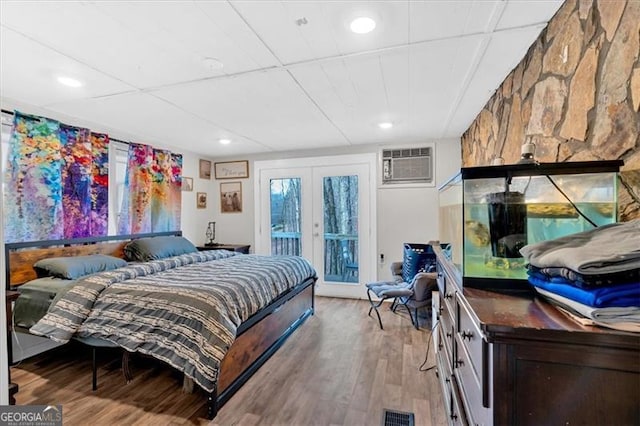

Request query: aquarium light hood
[{"left": 461, "top": 160, "right": 623, "bottom": 180}]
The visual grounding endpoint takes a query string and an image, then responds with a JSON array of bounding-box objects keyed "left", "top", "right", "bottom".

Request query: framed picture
[
  {"left": 214, "top": 160, "right": 249, "bottom": 179},
  {"left": 199, "top": 159, "right": 212, "bottom": 179},
  {"left": 196, "top": 192, "right": 207, "bottom": 209},
  {"left": 220, "top": 182, "right": 242, "bottom": 213},
  {"left": 182, "top": 177, "right": 193, "bottom": 192}
]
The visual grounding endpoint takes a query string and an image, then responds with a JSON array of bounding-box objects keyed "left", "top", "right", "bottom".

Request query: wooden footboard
[{"left": 210, "top": 277, "right": 315, "bottom": 418}]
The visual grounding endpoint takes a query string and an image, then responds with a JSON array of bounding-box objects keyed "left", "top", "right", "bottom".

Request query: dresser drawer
[
  {"left": 455, "top": 334, "right": 491, "bottom": 425},
  {"left": 457, "top": 295, "right": 491, "bottom": 410},
  {"left": 442, "top": 287, "right": 456, "bottom": 327},
  {"left": 457, "top": 294, "right": 485, "bottom": 385},
  {"left": 436, "top": 345, "right": 453, "bottom": 418},
  {"left": 438, "top": 321, "right": 454, "bottom": 373},
  {"left": 436, "top": 261, "right": 447, "bottom": 294},
  {"left": 439, "top": 298, "right": 455, "bottom": 366},
  {"left": 450, "top": 375, "right": 468, "bottom": 426}
]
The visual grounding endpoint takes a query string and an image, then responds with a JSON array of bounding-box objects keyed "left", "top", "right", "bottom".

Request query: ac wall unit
[{"left": 381, "top": 146, "right": 433, "bottom": 185}]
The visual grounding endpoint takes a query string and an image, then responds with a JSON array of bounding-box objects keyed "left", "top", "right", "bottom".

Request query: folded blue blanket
[
  {"left": 527, "top": 274, "right": 640, "bottom": 308},
  {"left": 528, "top": 265, "right": 640, "bottom": 288}
]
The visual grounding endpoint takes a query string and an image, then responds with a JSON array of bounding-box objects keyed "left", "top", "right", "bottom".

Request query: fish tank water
[{"left": 439, "top": 161, "right": 622, "bottom": 290}]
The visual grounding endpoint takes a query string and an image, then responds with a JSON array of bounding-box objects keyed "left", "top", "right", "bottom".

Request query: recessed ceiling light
[
  {"left": 378, "top": 121, "right": 393, "bottom": 129},
  {"left": 56, "top": 76, "right": 83, "bottom": 88},
  {"left": 219, "top": 139, "right": 231, "bottom": 145},
  {"left": 350, "top": 17, "right": 376, "bottom": 34}
]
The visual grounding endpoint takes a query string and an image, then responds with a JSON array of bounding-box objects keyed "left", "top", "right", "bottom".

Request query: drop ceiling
[{"left": 0, "top": 0, "right": 563, "bottom": 157}]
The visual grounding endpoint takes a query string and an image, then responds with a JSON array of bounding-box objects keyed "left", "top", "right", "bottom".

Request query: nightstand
[
  {"left": 197, "top": 244, "right": 250, "bottom": 254},
  {"left": 6, "top": 290, "right": 19, "bottom": 404}
]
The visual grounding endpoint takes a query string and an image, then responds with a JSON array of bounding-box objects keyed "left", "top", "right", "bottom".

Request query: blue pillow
[
  {"left": 34, "top": 254, "right": 127, "bottom": 279},
  {"left": 124, "top": 236, "right": 197, "bottom": 262}
]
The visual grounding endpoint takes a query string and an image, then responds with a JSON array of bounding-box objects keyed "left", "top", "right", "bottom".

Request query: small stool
[{"left": 366, "top": 281, "right": 413, "bottom": 330}]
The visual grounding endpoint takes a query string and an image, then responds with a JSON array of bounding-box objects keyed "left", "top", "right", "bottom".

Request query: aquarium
[{"left": 439, "top": 161, "right": 622, "bottom": 290}]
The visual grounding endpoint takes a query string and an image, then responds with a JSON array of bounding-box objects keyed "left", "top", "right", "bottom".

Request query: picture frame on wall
[
  {"left": 199, "top": 159, "right": 212, "bottom": 179},
  {"left": 196, "top": 192, "right": 207, "bottom": 209},
  {"left": 214, "top": 160, "right": 249, "bottom": 179},
  {"left": 220, "top": 181, "right": 242, "bottom": 213},
  {"left": 182, "top": 177, "right": 193, "bottom": 192}
]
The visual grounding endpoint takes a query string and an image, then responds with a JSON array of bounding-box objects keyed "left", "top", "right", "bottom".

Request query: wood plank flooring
[{"left": 12, "top": 297, "right": 446, "bottom": 425}]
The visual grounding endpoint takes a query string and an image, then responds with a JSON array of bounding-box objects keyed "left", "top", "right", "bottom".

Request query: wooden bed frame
[{"left": 5, "top": 231, "right": 316, "bottom": 419}]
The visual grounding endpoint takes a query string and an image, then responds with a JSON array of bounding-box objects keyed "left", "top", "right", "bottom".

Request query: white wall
[
  {"left": 212, "top": 139, "right": 461, "bottom": 280},
  {"left": 208, "top": 174, "right": 255, "bottom": 247},
  {"left": 376, "top": 140, "right": 461, "bottom": 279},
  {"left": 180, "top": 153, "right": 220, "bottom": 245}
]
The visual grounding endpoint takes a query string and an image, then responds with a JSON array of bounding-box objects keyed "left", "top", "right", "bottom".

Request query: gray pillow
[
  {"left": 34, "top": 254, "right": 127, "bottom": 279},
  {"left": 124, "top": 236, "right": 197, "bottom": 262}
]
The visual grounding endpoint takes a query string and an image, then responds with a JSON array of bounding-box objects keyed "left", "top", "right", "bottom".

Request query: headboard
[{"left": 5, "top": 231, "right": 182, "bottom": 288}]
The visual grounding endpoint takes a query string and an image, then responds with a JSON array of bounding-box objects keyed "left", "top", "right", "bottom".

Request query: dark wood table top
[{"left": 460, "top": 285, "right": 640, "bottom": 349}]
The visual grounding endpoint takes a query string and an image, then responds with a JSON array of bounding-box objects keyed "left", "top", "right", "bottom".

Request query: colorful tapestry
[
  {"left": 169, "top": 153, "right": 183, "bottom": 230},
  {"left": 90, "top": 133, "right": 109, "bottom": 236},
  {"left": 60, "top": 124, "right": 92, "bottom": 239},
  {"left": 118, "top": 143, "right": 153, "bottom": 234},
  {"left": 4, "top": 112, "right": 64, "bottom": 243},
  {"left": 150, "top": 150, "right": 182, "bottom": 232}
]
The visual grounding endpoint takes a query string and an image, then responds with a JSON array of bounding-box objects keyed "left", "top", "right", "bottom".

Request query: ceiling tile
[
  {"left": 291, "top": 34, "right": 486, "bottom": 145},
  {"left": 231, "top": 0, "right": 409, "bottom": 64},
  {"left": 446, "top": 24, "right": 547, "bottom": 137},
  {"left": 496, "top": 0, "right": 564, "bottom": 30},
  {"left": 0, "top": 1, "right": 279, "bottom": 89},
  {"left": 45, "top": 92, "right": 269, "bottom": 157},
  {"left": 410, "top": 0, "right": 502, "bottom": 41},
  {"left": 0, "top": 27, "right": 135, "bottom": 106},
  {"left": 150, "top": 69, "right": 350, "bottom": 150}
]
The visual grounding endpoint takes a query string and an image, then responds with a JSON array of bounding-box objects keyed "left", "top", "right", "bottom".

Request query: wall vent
[{"left": 381, "top": 146, "right": 433, "bottom": 185}]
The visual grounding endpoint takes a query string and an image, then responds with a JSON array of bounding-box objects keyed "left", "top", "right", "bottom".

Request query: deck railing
[{"left": 270, "top": 231, "right": 358, "bottom": 282}]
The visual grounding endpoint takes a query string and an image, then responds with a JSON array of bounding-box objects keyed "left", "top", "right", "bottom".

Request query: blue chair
[{"left": 341, "top": 240, "right": 358, "bottom": 281}]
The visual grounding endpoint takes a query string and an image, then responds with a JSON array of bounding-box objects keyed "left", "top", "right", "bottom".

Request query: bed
[{"left": 6, "top": 231, "right": 317, "bottom": 419}]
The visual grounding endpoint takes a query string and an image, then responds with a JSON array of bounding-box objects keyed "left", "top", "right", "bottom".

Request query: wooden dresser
[{"left": 433, "top": 246, "right": 640, "bottom": 426}]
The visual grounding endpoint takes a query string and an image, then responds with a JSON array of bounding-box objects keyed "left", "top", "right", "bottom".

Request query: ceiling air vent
[{"left": 381, "top": 146, "right": 433, "bottom": 185}]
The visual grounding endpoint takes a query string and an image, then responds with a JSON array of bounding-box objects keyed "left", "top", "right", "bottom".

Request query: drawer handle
[
  {"left": 461, "top": 330, "right": 474, "bottom": 341},
  {"left": 446, "top": 332, "right": 452, "bottom": 338},
  {"left": 445, "top": 377, "right": 450, "bottom": 383},
  {"left": 455, "top": 359, "right": 464, "bottom": 368},
  {"left": 438, "top": 272, "right": 443, "bottom": 279},
  {"left": 438, "top": 342, "right": 443, "bottom": 350},
  {"left": 451, "top": 412, "right": 458, "bottom": 421},
  {"left": 444, "top": 293, "right": 453, "bottom": 300}
]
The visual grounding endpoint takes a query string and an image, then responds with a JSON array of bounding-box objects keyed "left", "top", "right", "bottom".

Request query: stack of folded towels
[{"left": 520, "top": 219, "right": 640, "bottom": 332}]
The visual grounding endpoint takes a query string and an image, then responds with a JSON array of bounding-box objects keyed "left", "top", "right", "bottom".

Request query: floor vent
[{"left": 382, "top": 409, "right": 415, "bottom": 426}]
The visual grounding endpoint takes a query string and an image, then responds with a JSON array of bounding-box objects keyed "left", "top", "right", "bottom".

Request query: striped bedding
[{"left": 30, "top": 250, "right": 316, "bottom": 393}]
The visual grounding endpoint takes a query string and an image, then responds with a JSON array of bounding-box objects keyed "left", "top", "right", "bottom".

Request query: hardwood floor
[{"left": 12, "top": 297, "right": 447, "bottom": 425}]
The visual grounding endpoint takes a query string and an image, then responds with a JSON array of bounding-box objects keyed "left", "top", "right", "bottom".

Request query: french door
[{"left": 255, "top": 155, "right": 375, "bottom": 299}]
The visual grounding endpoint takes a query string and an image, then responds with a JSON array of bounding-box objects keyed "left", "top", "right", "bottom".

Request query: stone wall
[{"left": 461, "top": 0, "right": 639, "bottom": 221}]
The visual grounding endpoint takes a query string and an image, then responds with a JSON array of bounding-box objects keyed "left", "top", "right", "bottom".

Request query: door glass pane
[
  {"left": 323, "top": 175, "right": 358, "bottom": 283},
  {"left": 270, "top": 178, "right": 301, "bottom": 255}
]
